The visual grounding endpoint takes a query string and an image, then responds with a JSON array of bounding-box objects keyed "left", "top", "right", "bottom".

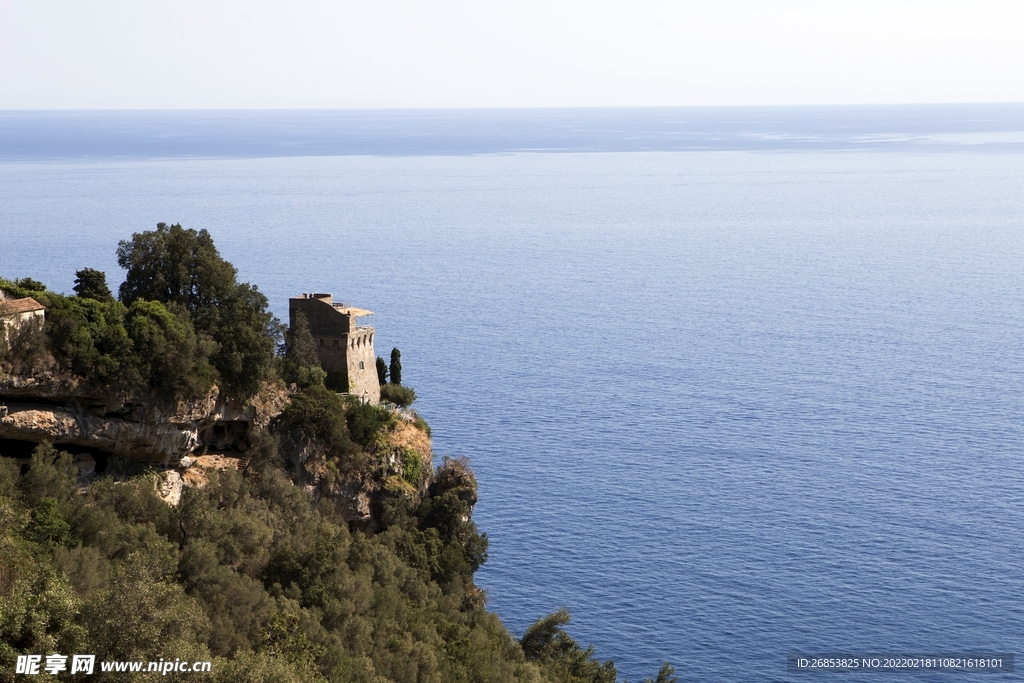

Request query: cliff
[
  {"left": 0, "top": 369, "right": 438, "bottom": 531},
  {"left": 0, "top": 231, "right": 629, "bottom": 683},
  {"left": 280, "top": 406, "right": 437, "bottom": 529},
  {"left": 0, "top": 373, "right": 285, "bottom": 463}
]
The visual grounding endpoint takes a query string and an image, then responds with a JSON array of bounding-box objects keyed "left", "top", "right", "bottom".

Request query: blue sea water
[{"left": 2, "top": 107, "right": 1024, "bottom": 681}]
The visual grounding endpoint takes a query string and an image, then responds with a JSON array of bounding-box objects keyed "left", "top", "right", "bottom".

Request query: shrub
[
  {"left": 344, "top": 401, "right": 396, "bottom": 451},
  {"left": 413, "top": 413, "right": 432, "bottom": 437},
  {"left": 401, "top": 448, "right": 422, "bottom": 487},
  {"left": 280, "top": 386, "right": 351, "bottom": 454},
  {"left": 431, "top": 456, "right": 477, "bottom": 507},
  {"left": 380, "top": 383, "right": 416, "bottom": 407},
  {"left": 44, "top": 295, "right": 139, "bottom": 391}
]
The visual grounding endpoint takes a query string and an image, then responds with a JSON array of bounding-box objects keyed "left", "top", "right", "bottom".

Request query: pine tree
[
  {"left": 375, "top": 356, "right": 388, "bottom": 386},
  {"left": 73, "top": 268, "right": 114, "bottom": 302}
]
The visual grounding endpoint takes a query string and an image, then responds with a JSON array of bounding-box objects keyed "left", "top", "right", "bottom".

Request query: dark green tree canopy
[
  {"left": 389, "top": 347, "right": 402, "bottom": 386},
  {"left": 115, "top": 223, "right": 279, "bottom": 399},
  {"left": 380, "top": 383, "right": 416, "bottom": 408},
  {"left": 286, "top": 311, "right": 319, "bottom": 369},
  {"left": 521, "top": 608, "right": 572, "bottom": 661},
  {"left": 117, "top": 223, "right": 237, "bottom": 327},
  {"left": 644, "top": 662, "right": 678, "bottom": 683},
  {"left": 375, "top": 356, "right": 388, "bottom": 386},
  {"left": 125, "top": 299, "right": 216, "bottom": 400},
  {"left": 44, "top": 296, "right": 138, "bottom": 390},
  {"left": 283, "top": 311, "right": 325, "bottom": 388},
  {"left": 209, "top": 283, "right": 278, "bottom": 399},
  {"left": 14, "top": 277, "right": 46, "bottom": 292},
  {"left": 73, "top": 268, "right": 114, "bottom": 302},
  {"left": 520, "top": 608, "right": 618, "bottom": 683}
]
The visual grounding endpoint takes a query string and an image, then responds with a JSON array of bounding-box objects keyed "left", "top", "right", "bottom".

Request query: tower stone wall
[{"left": 289, "top": 293, "right": 380, "bottom": 403}]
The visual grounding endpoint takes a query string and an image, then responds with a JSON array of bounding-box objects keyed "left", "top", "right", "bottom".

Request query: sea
[{"left": 2, "top": 105, "right": 1023, "bottom": 682}]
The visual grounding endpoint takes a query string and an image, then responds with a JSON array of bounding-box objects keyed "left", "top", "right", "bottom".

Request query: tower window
[{"left": 359, "top": 361, "right": 364, "bottom": 370}]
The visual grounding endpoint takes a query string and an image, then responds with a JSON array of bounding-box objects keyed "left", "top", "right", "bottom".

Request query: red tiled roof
[{"left": 0, "top": 297, "right": 45, "bottom": 315}]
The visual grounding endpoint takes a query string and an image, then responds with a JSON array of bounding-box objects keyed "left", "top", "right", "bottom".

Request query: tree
[
  {"left": 375, "top": 356, "right": 388, "bottom": 386},
  {"left": 521, "top": 608, "right": 571, "bottom": 661},
  {"left": 520, "top": 608, "right": 617, "bottom": 683},
  {"left": 27, "top": 498, "right": 72, "bottom": 547},
  {"left": 1, "top": 314, "right": 48, "bottom": 375},
  {"left": 285, "top": 311, "right": 324, "bottom": 388},
  {"left": 73, "top": 268, "right": 113, "bottom": 302},
  {"left": 14, "top": 277, "right": 46, "bottom": 291},
  {"left": 125, "top": 299, "right": 216, "bottom": 400},
  {"left": 279, "top": 385, "right": 355, "bottom": 459},
  {"left": 286, "top": 312, "right": 319, "bottom": 368},
  {"left": 643, "top": 662, "right": 678, "bottom": 683},
  {"left": 115, "top": 223, "right": 279, "bottom": 399},
  {"left": 44, "top": 296, "right": 138, "bottom": 391},
  {"left": 21, "top": 442, "right": 77, "bottom": 508},
  {"left": 116, "top": 223, "right": 237, "bottom": 327},
  {"left": 210, "top": 283, "right": 279, "bottom": 399},
  {"left": 389, "top": 347, "right": 402, "bottom": 386}
]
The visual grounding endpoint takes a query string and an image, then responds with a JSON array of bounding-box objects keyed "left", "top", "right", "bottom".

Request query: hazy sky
[{"left": 1, "top": 0, "right": 1021, "bottom": 109}]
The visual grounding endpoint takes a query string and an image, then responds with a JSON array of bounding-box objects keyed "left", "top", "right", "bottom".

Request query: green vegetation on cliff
[
  {"left": 0, "top": 441, "right": 631, "bottom": 683},
  {"left": 1, "top": 279, "right": 217, "bottom": 400},
  {"left": 1, "top": 225, "right": 672, "bottom": 682},
  {"left": 1, "top": 223, "right": 277, "bottom": 401}
]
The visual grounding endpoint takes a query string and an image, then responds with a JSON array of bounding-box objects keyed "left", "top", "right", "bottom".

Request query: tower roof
[{"left": 332, "top": 304, "right": 373, "bottom": 317}]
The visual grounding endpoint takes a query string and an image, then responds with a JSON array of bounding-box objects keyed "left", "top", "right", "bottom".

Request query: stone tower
[{"left": 289, "top": 293, "right": 380, "bottom": 403}]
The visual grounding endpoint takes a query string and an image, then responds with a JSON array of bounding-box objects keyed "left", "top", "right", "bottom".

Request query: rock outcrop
[
  {"left": 0, "top": 373, "right": 289, "bottom": 466},
  {"left": 281, "top": 413, "right": 435, "bottom": 529},
  {"left": 0, "top": 369, "right": 450, "bottom": 533}
]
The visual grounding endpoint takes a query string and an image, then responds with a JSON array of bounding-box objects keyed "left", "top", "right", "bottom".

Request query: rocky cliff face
[
  {"left": 0, "top": 369, "right": 445, "bottom": 533},
  {"left": 0, "top": 371, "right": 288, "bottom": 466},
  {"left": 282, "top": 415, "right": 435, "bottom": 529}
]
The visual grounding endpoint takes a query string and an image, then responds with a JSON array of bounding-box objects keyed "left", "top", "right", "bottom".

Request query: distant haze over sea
[
  {"left": 2, "top": 104, "right": 1024, "bottom": 158},
  {"left": 2, "top": 104, "right": 1024, "bottom": 681}
]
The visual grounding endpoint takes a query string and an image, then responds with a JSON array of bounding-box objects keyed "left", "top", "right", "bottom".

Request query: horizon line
[{"left": 2, "top": 101, "right": 1024, "bottom": 114}]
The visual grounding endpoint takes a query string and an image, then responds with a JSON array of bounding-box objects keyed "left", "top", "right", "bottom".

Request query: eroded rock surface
[
  {"left": 0, "top": 371, "right": 449, "bottom": 532},
  {"left": 0, "top": 378, "right": 289, "bottom": 465}
]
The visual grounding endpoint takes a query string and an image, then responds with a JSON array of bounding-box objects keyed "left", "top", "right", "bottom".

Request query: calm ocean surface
[{"left": 2, "top": 107, "right": 1023, "bottom": 681}]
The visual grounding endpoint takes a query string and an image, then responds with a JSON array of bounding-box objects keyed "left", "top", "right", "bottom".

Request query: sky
[{"left": 1, "top": 0, "right": 1022, "bottom": 109}]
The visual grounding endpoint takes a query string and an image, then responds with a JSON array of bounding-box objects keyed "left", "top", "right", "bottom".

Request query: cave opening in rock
[{"left": 198, "top": 421, "right": 250, "bottom": 453}]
